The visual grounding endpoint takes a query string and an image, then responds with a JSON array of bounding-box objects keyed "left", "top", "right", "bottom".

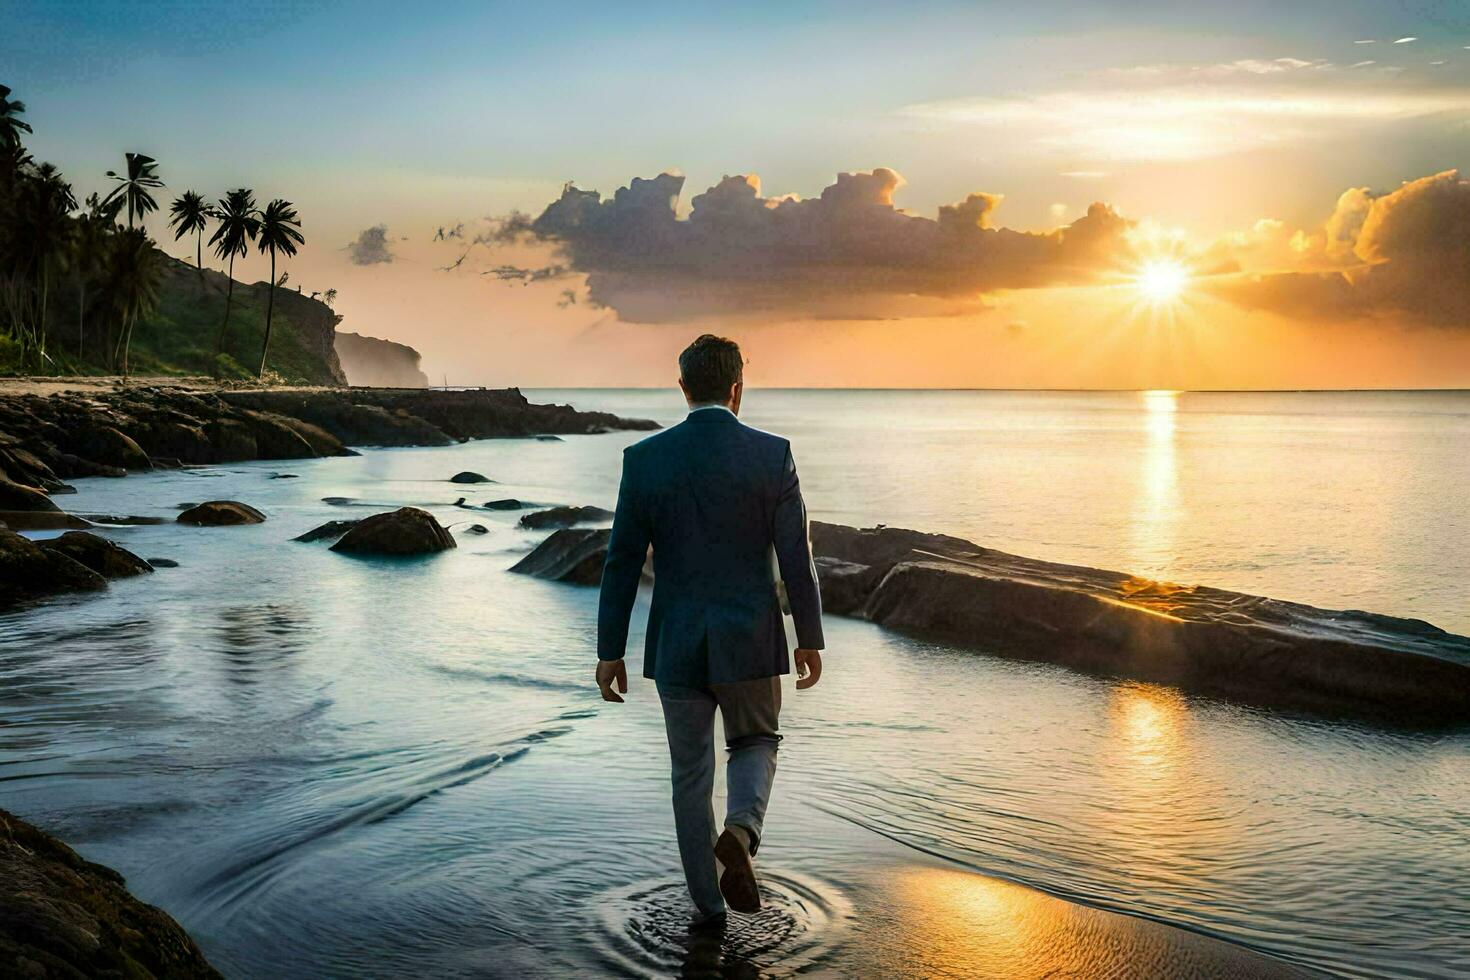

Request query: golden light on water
[{"left": 1134, "top": 258, "right": 1190, "bottom": 304}]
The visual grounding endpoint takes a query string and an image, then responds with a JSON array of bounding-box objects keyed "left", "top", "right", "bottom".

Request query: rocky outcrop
[
  {"left": 519, "top": 505, "right": 614, "bottom": 530},
  {"left": 809, "top": 522, "right": 1470, "bottom": 722},
  {"left": 0, "top": 528, "right": 107, "bottom": 606},
  {"left": 449, "top": 471, "right": 493, "bottom": 484},
  {"left": 293, "top": 519, "right": 362, "bottom": 543},
  {"left": 221, "top": 387, "right": 659, "bottom": 445},
  {"left": 334, "top": 331, "right": 431, "bottom": 388},
  {"left": 483, "top": 498, "right": 528, "bottom": 510},
  {"left": 0, "top": 385, "right": 654, "bottom": 526},
  {"left": 330, "top": 508, "right": 455, "bottom": 555},
  {"left": 0, "top": 807, "right": 222, "bottom": 979},
  {"left": 177, "top": 501, "right": 266, "bottom": 526},
  {"left": 36, "top": 532, "right": 153, "bottom": 579},
  {"left": 508, "top": 518, "right": 1470, "bottom": 721},
  {"left": 509, "top": 528, "right": 614, "bottom": 585}
]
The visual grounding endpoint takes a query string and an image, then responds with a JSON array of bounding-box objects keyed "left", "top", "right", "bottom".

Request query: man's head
[{"left": 678, "top": 334, "right": 744, "bottom": 413}]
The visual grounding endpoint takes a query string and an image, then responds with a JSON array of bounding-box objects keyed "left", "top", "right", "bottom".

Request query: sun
[{"left": 1134, "top": 259, "right": 1190, "bottom": 304}]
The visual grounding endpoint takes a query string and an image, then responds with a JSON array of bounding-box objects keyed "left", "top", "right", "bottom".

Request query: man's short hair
[{"left": 678, "top": 334, "right": 744, "bottom": 404}]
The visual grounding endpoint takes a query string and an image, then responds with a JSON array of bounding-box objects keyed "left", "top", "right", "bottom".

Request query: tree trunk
[
  {"left": 257, "top": 251, "right": 276, "bottom": 379},
  {"left": 77, "top": 282, "right": 85, "bottom": 365},
  {"left": 214, "top": 255, "right": 236, "bottom": 378},
  {"left": 122, "top": 311, "right": 134, "bottom": 380},
  {"left": 196, "top": 232, "right": 202, "bottom": 272}
]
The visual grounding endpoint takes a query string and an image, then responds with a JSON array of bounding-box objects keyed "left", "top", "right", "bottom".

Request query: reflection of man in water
[{"left": 596, "top": 334, "right": 826, "bottom": 928}]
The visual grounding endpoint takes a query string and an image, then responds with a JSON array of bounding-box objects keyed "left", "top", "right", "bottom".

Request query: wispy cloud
[{"left": 901, "top": 62, "right": 1470, "bottom": 162}]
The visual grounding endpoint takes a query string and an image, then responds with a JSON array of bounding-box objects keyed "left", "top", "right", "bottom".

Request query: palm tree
[
  {"left": 206, "top": 188, "right": 258, "bottom": 375},
  {"left": 103, "top": 152, "right": 163, "bottom": 230},
  {"left": 72, "top": 193, "right": 117, "bottom": 362},
  {"left": 168, "top": 190, "right": 210, "bottom": 273},
  {"left": 15, "top": 162, "right": 75, "bottom": 367},
  {"left": 104, "top": 229, "right": 163, "bottom": 379},
  {"left": 323, "top": 288, "right": 337, "bottom": 309},
  {"left": 0, "top": 85, "right": 32, "bottom": 151},
  {"left": 253, "top": 198, "right": 304, "bottom": 378}
]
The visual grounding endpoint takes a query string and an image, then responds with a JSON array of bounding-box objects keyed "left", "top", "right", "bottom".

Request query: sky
[{"left": 5, "top": 0, "right": 1470, "bottom": 388}]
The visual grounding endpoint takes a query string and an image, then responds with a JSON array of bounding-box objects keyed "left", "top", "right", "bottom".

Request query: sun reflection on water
[{"left": 1132, "top": 389, "right": 1181, "bottom": 575}]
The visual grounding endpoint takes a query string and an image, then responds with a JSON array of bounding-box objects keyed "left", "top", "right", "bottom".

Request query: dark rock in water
[
  {"left": 812, "top": 556, "right": 885, "bottom": 617},
  {"left": 510, "top": 528, "right": 614, "bottom": 585},
  {"left": 321, "top": 496, "right": 356, "bottom": 506},
  {"left": 294, "top": 519, "right": 362, "bottom": 543},
  {"left": 0, "top": 511, "right": 92, "bottom": 532},
  {"left": 464, "top": 524, "right": 489, "bottom": 534},
  {"left": 147, "top": 558, "right": 180, "bottom": 568},
  {"left": 0, "top": 477, "right": 61, "bottom": 513},
  {"left": 330, "top": 507, "right": 456, "bottom": 555},
  {"left": 449, "top": 471, "right": 493, "bottom": 484},
  {"left": 0, "top": 528, "right": 107, "bottom": 606},
  {"left": 270, "top": 473, "right": 299, "bottom": 479},
  {"left": 77, "top": 514, "right": 170, "bottom": 526},
  {"left": 176, "top": 502, "right": 198, "bottom": 510},
  {"left": 38, "top": 531, "right": 153, "bottom": 579},
  {"left": 535, "top": 434, "right": 563, "bottom": 442},
  {"left": 49, "top": 483, "right": 78, "bottom": 494},
  {"left": 519, "top": 505, "right": 614, "bottom": 530},
  {"left": 150, "top": 457, "right": 183, "bottom": 470},
  {"left": 484, "top": 498, "right": 528, "bottom": 510},
  {"left": 177, "top": 501, "right": 267, "bottom": 526},
  {"left": 809, "top": 522, "right": 1470, "bottom": 723},
  {"left": 69, "top": 425, "right": 152, "bottom": 471},
  {"left": 239, "top": 409, "right": 319, "bottom": 459},
  {"left": 205, "top": 417, "right": 258, "bottom": 462},
  {"left": 0, "top": 806, "right": 222, "bottom": 978}
]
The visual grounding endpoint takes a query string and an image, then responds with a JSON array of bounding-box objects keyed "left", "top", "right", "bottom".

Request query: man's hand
[
  {"left": 794, "top": 649, "right": 823, "bottom": 690},
  {"left": 597, "top": 658, "right": 629, "bottom": 703}
]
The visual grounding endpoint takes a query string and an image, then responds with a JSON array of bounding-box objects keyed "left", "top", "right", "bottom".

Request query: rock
[
  {"left": 519, "top": 505, "right": 614, "bottom": 530},
  {"left": 133, "top": 418, "right": 214, "bottom": 464},
  {"left": 810, "top": 522, "right": 1470, "bottom": 723},
  {"left": 464, "top": 524, "right": 489, "bottom": 534},
  {"left": 0, "top": 807, "right": 222, "bottom": 978},
  {"left": 147, "top": 558, "right": 180, "bottom": 568},
  {"left": 49, "top": 483, "right": 77, "bottom": 495},
  {"left": 77, "top": 514, "right": 169, "bottom": 526},
  {"left": 240, "top": 410, "right": 319, "bottom": 459},
  {"left": 177, "top": 501, "right": 267, "bottom": 526},
  {"left": 483, "top": 498, "right": 528, "bottom": 510},
  {"left": 534, "top": 434, "right": 564, "bottom": 442},
  {"left": 204, "top": 418, "right": 257, "bottom": 462},
  {"left": 449, "top": 471, "right": 493, "bottom": 484},
  {"left": 54, "top": 453, "right": 126, "bottom": 479},
  {"left": 330, "top": 507, "right": 456, "bottom": 555},
  {"left": 293, "top": 519, "right": 362, "bottom": 543},
  {"left": 70, "top": 425, "right": 152, "bottom": 471},
  {"left": 270, "top": 473, "right": 299, "bottom": 479},
  {"left": 266, "top": 415, "right": 349, "bottom": 458},
  {"left": 0, "top": 528, "right": 107, "bottom": 606},
  {"left": 37, "top": 531, "right": 153, "bottom": 578},
  {"left": 0, "top": 478, "right": 61, "bottom": 513},
  {"left": 509, "top": 528, "right": 615, "bottom": 585}
]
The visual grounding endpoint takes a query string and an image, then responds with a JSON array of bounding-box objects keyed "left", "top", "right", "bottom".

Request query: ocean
[{"left": 2, "top": 388, "right": 1467, "bottom": 977}]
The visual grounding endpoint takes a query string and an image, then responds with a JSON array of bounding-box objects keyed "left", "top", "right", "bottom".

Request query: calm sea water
[{"left": 2, "top": 389, "right": 1467, "bottom": 978}]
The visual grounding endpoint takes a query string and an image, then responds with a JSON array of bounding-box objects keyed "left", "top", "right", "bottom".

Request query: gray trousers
[{"left": 657, "top": 676, "right": 782, "bottom": 921}]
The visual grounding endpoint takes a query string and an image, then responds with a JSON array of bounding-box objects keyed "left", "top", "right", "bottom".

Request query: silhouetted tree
[
  {"left": 103, "top": 229, "right": 163, "bottom": 379},
  {"left": 71, "top": 193, "right": 118, "bottom": 362},
  {"left": 207, "top": 188, "right": 258, "bottom": 375},
  {"left": 25, "top": 163, "right": 76, "bottom": 366},
  {"left": 0, "top": 85, "right": 31, "bottom": 152},
  {"left": 323, "top": 287, "right": 337, "bottom": 309},
  {"left": 168, "top": 190, "right": 210, "bottom": 273},
  {"left": 253, "top": 198, "right": 304, "bottom": 378},
  {"left": 104, "top": 152, "right": 163, "bottom": 230}
]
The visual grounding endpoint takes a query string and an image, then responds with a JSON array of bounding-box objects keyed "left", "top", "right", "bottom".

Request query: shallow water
[{"left": 2, "top": 389, "right": 1468, "bottom": 978}]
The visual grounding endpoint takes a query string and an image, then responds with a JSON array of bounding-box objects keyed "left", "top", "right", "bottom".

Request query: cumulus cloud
[
  {"left": 1214, "top": 170, "right": 1470, "bottom": 326},
  {"left": 503, "top": 169, "right": 1134, "bottom": 322},
  {"left": 346, "top": 224, "right": 395, "bottom": 266}
]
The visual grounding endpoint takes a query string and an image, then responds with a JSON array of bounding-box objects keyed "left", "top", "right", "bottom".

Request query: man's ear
[
  {"left": 678, "top": 377, "right": 689, "bottom": 401},
  {"left": 730, "top": 381, "right": 744, "bottom": 414}
]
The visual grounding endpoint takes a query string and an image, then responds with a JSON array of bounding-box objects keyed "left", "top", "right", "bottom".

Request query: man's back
[{"left": 597, "top": 406, "right": 824, "bottom": 686}]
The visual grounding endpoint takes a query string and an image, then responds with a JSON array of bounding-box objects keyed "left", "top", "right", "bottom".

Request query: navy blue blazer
[{"left": 597, "top": 407, "right": 825, "bottom": 686}]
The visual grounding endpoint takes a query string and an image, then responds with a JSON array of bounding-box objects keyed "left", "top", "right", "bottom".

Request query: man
[{"left": 596, "top": 333, "right": 825, "bottom": 928}]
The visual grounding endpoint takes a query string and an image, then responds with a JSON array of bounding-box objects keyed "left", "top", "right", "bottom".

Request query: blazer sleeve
[
  {"left": 772, "top": 443, "right": 825, "bottom": 650},
  {"left": 597, "top": 448, "right": 651, "bottom": 661}
]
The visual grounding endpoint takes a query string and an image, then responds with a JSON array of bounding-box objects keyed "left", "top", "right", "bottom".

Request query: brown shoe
[{"left": 714, "top": 828, "right": 761, "bottom": 914}]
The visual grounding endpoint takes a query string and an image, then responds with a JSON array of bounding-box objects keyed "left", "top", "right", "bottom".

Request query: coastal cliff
[{"left": 334, "top": 331, "right": 430, "bottom": 388}]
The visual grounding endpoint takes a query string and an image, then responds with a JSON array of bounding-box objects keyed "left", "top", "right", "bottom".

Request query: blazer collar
[{"left": 685, "top": 405, "right": 740, "bottom": 424}]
